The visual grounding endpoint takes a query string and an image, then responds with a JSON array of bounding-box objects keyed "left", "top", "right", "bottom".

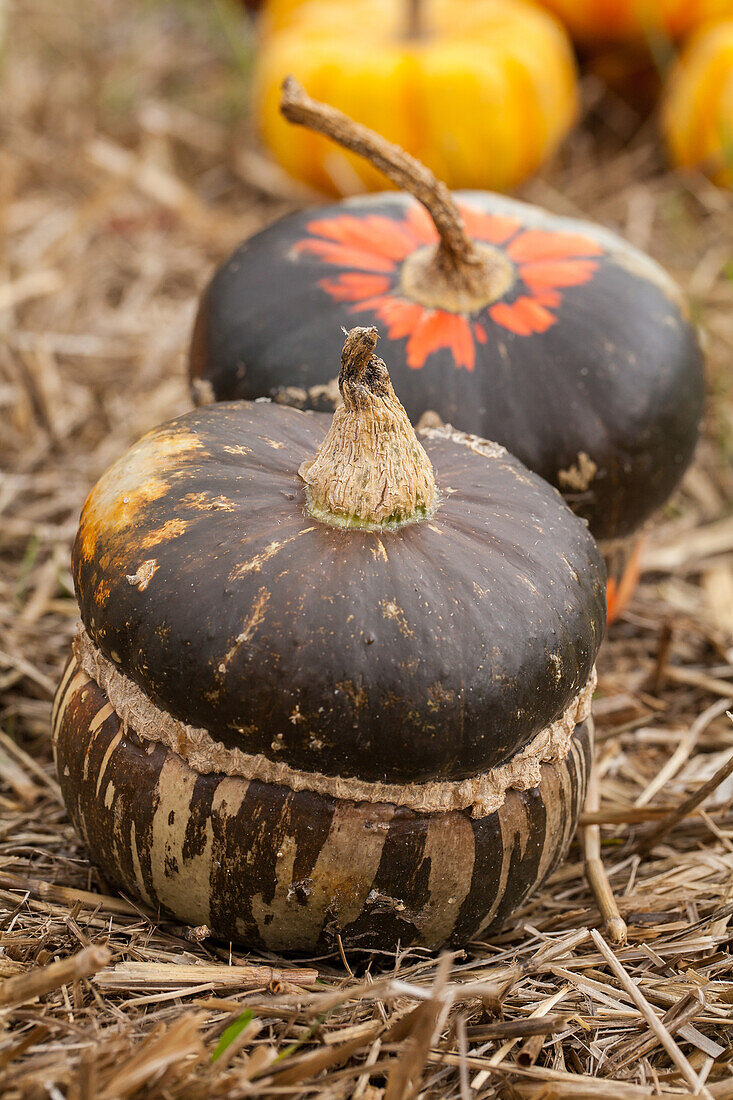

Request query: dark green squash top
[{"left": 75, "top": 328, "right": 605, "bottom": 785}]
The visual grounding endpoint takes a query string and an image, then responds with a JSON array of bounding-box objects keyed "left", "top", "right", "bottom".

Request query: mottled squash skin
[
  {"left": 663, "top": 20, "right": 733, "bottom": 189},
  {"left": 254, "top": 0, "right": 578, "bottom": 195},
  {"left": 53, "top": 659, "right": 592, "bottom": 952}
]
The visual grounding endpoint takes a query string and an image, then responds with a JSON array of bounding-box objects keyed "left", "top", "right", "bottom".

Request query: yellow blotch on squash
[
  {"left": 254, "top": 0, "right": 579, "bottom": 195},
  {"left": 77, "top": 429, "right": 203, "bottom": 563},
  {"left": 662, "top": 19, "right": 733, "bottom": 187},
  {"left": 534, "top": 0, "right": 733, "bottom": 42}
]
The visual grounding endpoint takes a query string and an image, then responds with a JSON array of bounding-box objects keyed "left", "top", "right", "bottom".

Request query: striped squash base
[{"left": 53, "top": 654, "right": 591, "bottom": 953}]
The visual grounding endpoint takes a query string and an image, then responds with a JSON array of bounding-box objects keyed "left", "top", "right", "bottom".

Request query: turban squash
[
  {"left": 662, "top": 19, "right": 733, "bottom": 188},
  {"left": 54, "top": 327, "right": 605, "bottom": 952},
  {"left": 253, "top": 0, "right": 578, "bottom": 194},
  {"left": 191, "top": 80, "right": 705, "bottom": 621}
]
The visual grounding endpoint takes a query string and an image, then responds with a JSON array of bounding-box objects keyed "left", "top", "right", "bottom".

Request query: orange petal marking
[
  {"left": 445, "top": 313, "right": 476, "bottom": 371},
  {"left": 531, "top": 288, "right": 562, "bottom": 309},
  {"left": 319, "top": 273, "right": 392, "bottom": 302},
  {"left": 303, "top": 214, "right": 418, "bottom": 262},
  {"left": 404, "top": 203, "right": 439, "bottom": 246},
  {"left": 521, "top": 259, "right": 600, "bottom": 290},
  {"left": 353, "top": 296, "right": 425, "bottom": 342},
  {"left": 507, "top": 230, "right": 603, "bottom": 264},
  {"left": 405, "top": 310, "right": 476, "bottom": 371},
  {"left": 406, "top": 311, "right": 450, "bottom": 369},
  {"left": 293, "top": 239, "right": 395, "bottom": 273},
  {"left": 458, "top": 205, "right": 522, "bottom": 245},
  {"left": 490, "top": 296, "right": 556, "bottom": 336}
]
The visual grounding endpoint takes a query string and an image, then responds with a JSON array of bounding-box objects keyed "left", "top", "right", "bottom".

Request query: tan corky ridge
[{"left": 75, "top": 627, "right": 596, "bottom": 819}]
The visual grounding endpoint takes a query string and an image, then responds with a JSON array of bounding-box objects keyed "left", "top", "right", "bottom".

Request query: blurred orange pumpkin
[
  {"left": 257, "top": 0, "right": 305, "bottom": 28},
  {"left": 662, "top": 19, "right": 733, "bottom": 186},
  {"left": 253, "top": 0, "right": 579, "bottom": 195},
  {"left": 535, "top": 0, "right": 733, "bottom": 42}
]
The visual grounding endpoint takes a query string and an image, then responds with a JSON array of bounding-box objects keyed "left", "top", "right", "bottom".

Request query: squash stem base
[{"left": 400, "top": 242, "right": 516, "bottom": 313}]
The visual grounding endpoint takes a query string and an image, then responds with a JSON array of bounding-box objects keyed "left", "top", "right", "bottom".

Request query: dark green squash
[
  {"left": 55, "top": 326, "right": 604, "bottom": 951},
  {"left": 190, "top": 80, "right": 704, "bottom": 618}
]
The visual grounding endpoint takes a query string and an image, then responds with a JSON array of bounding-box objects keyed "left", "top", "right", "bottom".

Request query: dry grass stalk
[
  {"left": 384, "top": 953, "right": 453, "bottom": 1100},
  {"left": 634, "top": 696, "right": 732, "bottom": 806},
  {"left": 0, "top": 728, "right": 62, "bottom": 802},
  {"left": 635, "top": 721, "right": 733, "bottom": 854},
  {"left": 0, "top": 869, "right": 141, "bottom": 916},
  {"left": 0, "top": 745, "right": 38, "bottom": 807},
  {"left": 0, "top": 1026, "right": 50, "bottom": 1073},
  {"left": 612, "top": 987, "right": 706, "bottom": 1074},
  {"left": 515, "top": 1032, "right": 545, "bottom": 1068},
  {"left": 579, "top": 804, "right": 677, "bottom": 825},
  {"left": 515, "top": 1084, "right": 690, "bottom": 1099},
  {"left": 590, "top": 929, "right": 713, "bottom": 1098},
  {"left": 95, "top": 961, "right": 320, "bottom": 991},
  {"left": 466, "top": 1014, "right": 570, "bottom": 1042},
  {"left": 662, "top": 665, "right": 733, "bottom": 698},
  {"left": 470, "top": 984, "right": 573, "bottom": 1090},
  {"left": 98, "top": 1014, "right": 206, "bottom": 1099},
  {"left": 0, "top": 944, "right": 110, "bottom": 1008},
  {"left": 264, "top": 1028, "right": 381, "bottom": 1087},
  {"left": 582, "top": 743, "right": 628, "bottom": 945}
]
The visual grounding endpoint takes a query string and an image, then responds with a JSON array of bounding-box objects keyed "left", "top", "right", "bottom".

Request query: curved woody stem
[
  {"left": 299, "top": 326, "right": 436, "bottom": 529},
  {"left": 280, "top": 77, "right": 494, "bottom": 294},
  {"left": 405, "top": 0, "right": 424, "bottom": 39}
]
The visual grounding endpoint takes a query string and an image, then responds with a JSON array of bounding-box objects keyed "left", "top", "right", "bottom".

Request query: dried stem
[
  {"left": 0, "top": 868, "right": 141, "bottom": 916},
  {"left": 404, "top": 0, "right": 424, "bottom": 39},
  {"left": 299, "top": 326, "right": 436, "bottom": 529},
  {"left": 280, "top": 77, "right": 487, "bottom": 289},
  {"left": 634, "top": 694, "right": 732, "bottom": 807}
]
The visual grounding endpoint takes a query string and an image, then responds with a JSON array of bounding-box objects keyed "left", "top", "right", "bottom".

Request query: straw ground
[{"left": 1, "top": 2, "right": 733, "bottom": 1096}]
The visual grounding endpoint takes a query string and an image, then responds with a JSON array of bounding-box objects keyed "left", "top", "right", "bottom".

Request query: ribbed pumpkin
[
  {"left": 54, "top": 327, "right": 604, "bottom": 952},
  {"left": 253, "top": 0, "right": 578, "bottom": 195},
  {"left": 536, "top": 0, "right": 733, "bottom": 42},
  {"left": 191, "top": 81, "right": 705, "bottom": 622},
  {"left": 662, "top": 20, "right": 733, "bottom": 187}
]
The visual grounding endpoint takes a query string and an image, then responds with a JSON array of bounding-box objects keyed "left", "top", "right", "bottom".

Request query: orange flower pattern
[{"left": 293, "top": 203, "right": 604, "bottom": 372}]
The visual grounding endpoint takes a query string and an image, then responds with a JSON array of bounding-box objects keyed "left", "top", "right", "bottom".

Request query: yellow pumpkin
[
  {"left": 254, "top": 0, "right": 578, "bottom": 195},
  {"left": 662, "top": 20, "right": 733, "bottom": 186},
  {"left": 535, "top": 0, "right": 733, "bottom": 42}
]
